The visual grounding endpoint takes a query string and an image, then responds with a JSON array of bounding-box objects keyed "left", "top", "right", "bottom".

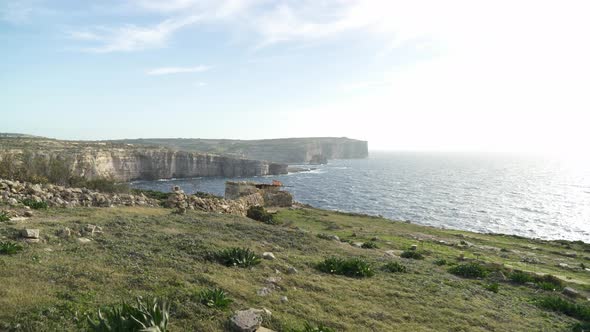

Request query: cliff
[
  {"left": 0, "top": 137, "right": 287, "bottom": 182},
  {"left": 113, "top": 137, "right": 369, "bottom": 164}
]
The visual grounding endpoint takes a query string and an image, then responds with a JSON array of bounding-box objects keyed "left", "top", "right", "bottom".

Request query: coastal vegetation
[{"left": 1, "top": 199, "right": 590, "bottom": 330}]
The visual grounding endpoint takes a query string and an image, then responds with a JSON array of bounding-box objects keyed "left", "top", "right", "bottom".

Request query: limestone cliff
[
  {"left": 0, "top": 137, "right": 288, "bottom": 182},
  {"left": 69, "top": 149, "right": 288, "bottom": 181},
  {"left": 113, "top": 137, "right": 369, "bottom": 164}
]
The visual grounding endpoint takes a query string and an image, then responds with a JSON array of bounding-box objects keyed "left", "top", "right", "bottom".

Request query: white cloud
[
  {"left": 147, "top": 65, "right": 210, "bottom": 75},
  {"left": 68, "top": 15, "right": 201, "bottom": 53},
  {"left": 70, "top": 1, "right": 438, "bottom": 52}
]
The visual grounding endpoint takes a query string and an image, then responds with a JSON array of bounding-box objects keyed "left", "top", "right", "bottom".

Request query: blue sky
[{"left": 1, "top": 0, "right": 589, "bottom": 152}]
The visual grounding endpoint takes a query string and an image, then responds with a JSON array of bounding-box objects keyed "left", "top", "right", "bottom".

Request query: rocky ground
[
  {"left": 0, "top": 179, "right": 265, "bottom": 218},
  {"left": 1, "top": 182, "right": 590, "bottom": 331}
]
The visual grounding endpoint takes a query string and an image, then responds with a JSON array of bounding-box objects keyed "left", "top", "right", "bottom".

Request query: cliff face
[
  {"left": 114, "top": 137, "right": 369, "bottom": 164},
  {"left": 70, "top": 150, "right": 288, "bottom": 181},
  {"left": 0, "top": 137, "right": 288, "bottom": 182}
]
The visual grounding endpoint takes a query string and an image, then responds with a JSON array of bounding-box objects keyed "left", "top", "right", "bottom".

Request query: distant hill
[
  {"left": 0, "top": 133, "right": 41, "bottom": 138},
  {"left": 112, "top": 137, "right": 369, "bottom": 164}
]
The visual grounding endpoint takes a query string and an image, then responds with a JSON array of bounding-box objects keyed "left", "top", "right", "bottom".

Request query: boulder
[
  {"left": 286, "top": 266, "right": 298, "bottom": 274},
  {"left": 280, "top": 296, "right": 288, "bottom": 303},
  {"left": 230, "top": 309, "right": 264, "bottom": 332},
  {"left": 21, "top": 229, "right": 40, "bottom": 239}
]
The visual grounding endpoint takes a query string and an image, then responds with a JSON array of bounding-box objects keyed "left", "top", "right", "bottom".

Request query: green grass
[
  {"left": 0, "top": 205, "right": 588, "bottom": 331},
  {"left": 316, "top": 257, "right": 375, "bottom": 278}
]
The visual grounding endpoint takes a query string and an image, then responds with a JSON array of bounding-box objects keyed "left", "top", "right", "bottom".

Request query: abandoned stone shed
[{"left": 225, "top": 181, "right": 293, "bottom": 207}]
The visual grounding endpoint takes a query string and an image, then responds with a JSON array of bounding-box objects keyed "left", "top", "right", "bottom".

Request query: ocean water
[{"left": 130, "top": 152, "right": 590, "bottom": 242}]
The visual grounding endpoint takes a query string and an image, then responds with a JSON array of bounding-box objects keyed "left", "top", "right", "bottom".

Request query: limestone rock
[
  {"left": 256, "top": 328, "right": 277, "bottom": 332},
  {"left": 58, "top": 227, "right": 72, "bottom": 238},
  {"left": 21, "top": 229, "right": 40, "bottom": 239},
  {"left": 77, "top": 237, "right": 92, "bottom": 244},
  {"left": 280, "top": 296, "right": 288, "bottom": 303},
  {"left": 262, "top": 252, "right": 276, "bottom": 260},
  {"left": 230, "top": 309, "right": 263, "bottom": 332},
  {"left": 410, "top": 244, "right": 418, "bottom": 251},
  {"left": 286, "top": 266, "right": 298, "bottom": 274},
  {"left": 257, "top": 287, "right": 272, "bottom": 297},
  {"left": 563, "top": 287, "right": 581, "bottom": 298}
]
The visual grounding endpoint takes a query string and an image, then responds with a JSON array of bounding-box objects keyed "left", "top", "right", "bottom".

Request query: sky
[{"left": 1, "top": 0, "right": 589, "bottom": 152}]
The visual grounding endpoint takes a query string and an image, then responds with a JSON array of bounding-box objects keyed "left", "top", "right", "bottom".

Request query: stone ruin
[{"left": 225, "top": 181, "right": 293, "bottom": 207}]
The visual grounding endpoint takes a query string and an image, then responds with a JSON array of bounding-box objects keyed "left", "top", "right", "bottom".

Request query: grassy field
[{"left": 1, "top": 205, "right": 589, "bottom": 331}]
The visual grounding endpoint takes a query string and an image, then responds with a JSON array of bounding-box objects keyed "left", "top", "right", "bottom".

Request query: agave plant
[
  {"left": 0, "top": 211, "right": 10, "bottom": 222},
  {"left": 0, "top": 241, "right": 23, "bottom": 255},
  {"left": 87, "top": 297, "right": 169, "bottom": 332},
  {"left": 198, "top": 288, "right": 233, "bottom": 309},
  {"left": 216, "top": 247, "right": 261, "bottom": 268}
]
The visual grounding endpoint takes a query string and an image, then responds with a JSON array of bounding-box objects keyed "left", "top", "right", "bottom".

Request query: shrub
[
  {"left": 485, "top": 282, "right": 499, "bottom": 293},
  {"left": 536, "top": 296, "right": 590, "bottom": 322},
  {"left": 361, "top": 241, "right": 378, "bottom": 249},
  {"left": 536, "top": 274, "right": 564, "bottom": 290},
  {"left": 448, "top": 263, "right": 488, "bottom": 278},
  {"left": 292, "top": 322, "right": 336, "bottom": 332},
  {"left": 215, "top": 247, "right": 261, "bottom": 268},
  {"left": 537, "top": 282, "right": 558, "bottom": 291},
  {"left": 0, "top": 241, "right": 24, "bottom": 255},
  {"left": 433, "top": 258, "right": 447, "bottom": 266},
  {"left": 509, "top": 270, "right": 535, "bottom": 284},
  {"left": 247, "top": 206, "right": 279, "bottom": 225},
  {"left": 87, "top": 297, "right": 169, "bottom": 332},
  {"left": 317, "top": 257, "right": 374, "bottom": 278},
  {"left": 400, "top": 250, "right": 424, "bottom": 260},
  {"left": 22, "top": 199, "right": 48, "bottom": 210},
  {"left": 198, "top": 288, "right": 232, "bottom": 309},
  {"left": 382, "top": 261, "right": 407, "bottom": 273},
  {"left": 0, "top": 211, "right": 10, "bottom": 222},
  {"left": 573, "top": 322, "right": 590, "bottom": 332},
  {"left": 509, "top": 271, "right": 564, "bottom": 290}
]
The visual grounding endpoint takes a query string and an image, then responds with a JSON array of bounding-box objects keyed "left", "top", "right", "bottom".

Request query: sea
[{"left": 130, "top": 151, "right": 590, "bottom": 242}]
